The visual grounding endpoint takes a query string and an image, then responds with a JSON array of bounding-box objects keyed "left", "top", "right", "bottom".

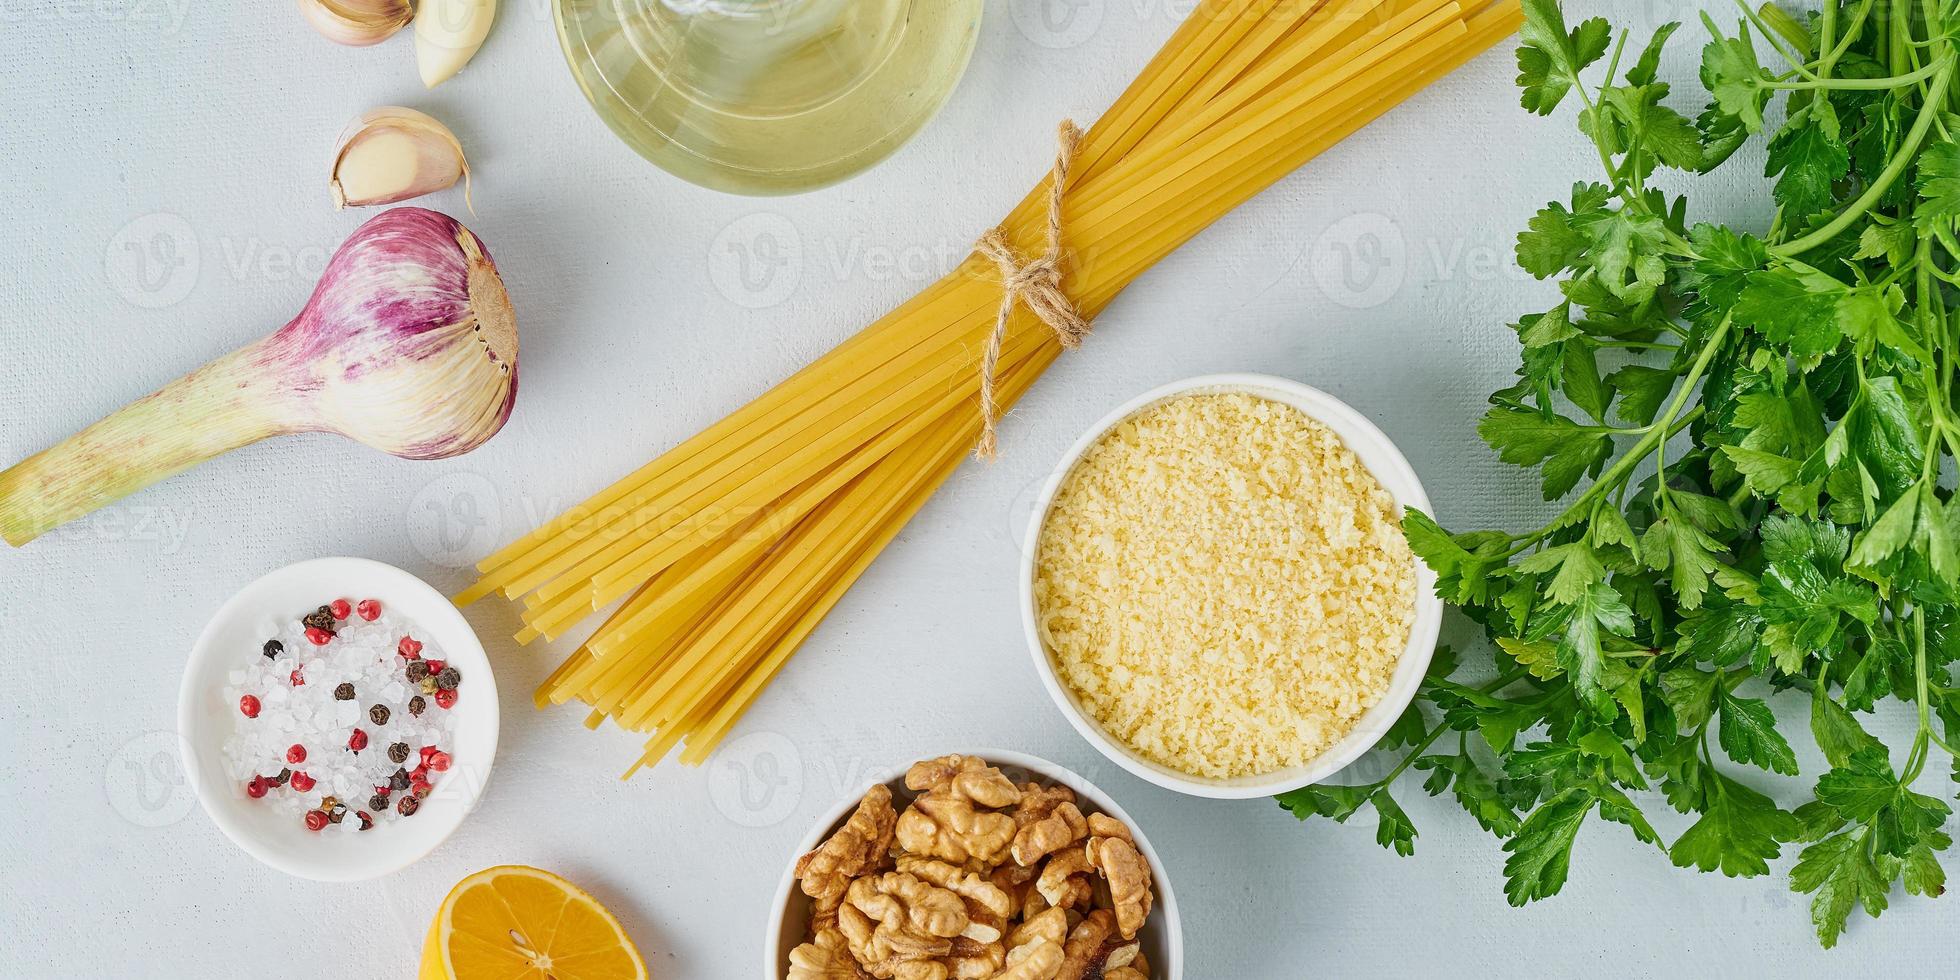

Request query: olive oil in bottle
[{"left": 555, "top": 0, "right": 985, "bottom": 195}]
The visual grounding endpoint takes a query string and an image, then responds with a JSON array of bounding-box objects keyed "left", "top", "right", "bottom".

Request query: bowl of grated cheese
[{"left": 1020, "top": 374, "right": 1442, "bottom": 800}]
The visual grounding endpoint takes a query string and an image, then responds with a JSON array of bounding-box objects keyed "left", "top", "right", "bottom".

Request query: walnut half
[{"left": 797, "top": 784, "right": 899, "bottom": 905}]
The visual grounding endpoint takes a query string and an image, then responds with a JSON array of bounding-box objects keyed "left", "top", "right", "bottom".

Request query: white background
[{"left": 0, "top": 1, "right": 1948, "bottom": 977}]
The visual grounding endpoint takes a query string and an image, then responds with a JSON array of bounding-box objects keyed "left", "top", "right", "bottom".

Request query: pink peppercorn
[
  {"left": 434, "top": 689, "right": 458, "bottom": 710},
  {"left": 245, "top": 776, "right": 268, "bottom": 799},
  {"left": 304, "top": 627, "right": 333, "bottom": 647},
  {"left": 348, "top": 729, "right": 369, "bottom": 752},
  {"left": 286, "top": 744, "right": 307, "bottom": 764},
  {"left": 356, "top": 598, "right": 381, "bottom": 621},
  {"left": 239, "top": 695, "right": 261, "bottom": 718},
  {"left": 428, "top": 751, "right": 451, "bottom": 773},
  {"left": 329, "top": 598, "right": 352, "bottom": 620},
  {"left": 398, "top": 636, "right": 422, "bottom": 659},
  {"left": 289, "top": 771, "right": 316, "bottom": 792},
  {"left": 304, "top": 810, "right": 328, "bottom": 832}
]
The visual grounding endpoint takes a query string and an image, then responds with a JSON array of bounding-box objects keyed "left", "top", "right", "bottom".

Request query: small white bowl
[
  {"left": 177, "top": 556, "right": 499, "bottom": 881},
  {"left": 1020, "top": 373, "right": 1442, "bottom": 800},
  {"left": 764, "top": 749, "right": 1183, "bottom": 979}
]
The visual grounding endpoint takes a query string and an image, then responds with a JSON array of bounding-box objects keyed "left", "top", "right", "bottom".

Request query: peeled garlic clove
[
  {"left": 331, "top": 107, "right": 470, "bottom": 210},
  {"left": 415, "top": 0, "right": 497, "bottom": 88},
  {"left": 297, "top": 0, "right": 413, "bottom": 47}
]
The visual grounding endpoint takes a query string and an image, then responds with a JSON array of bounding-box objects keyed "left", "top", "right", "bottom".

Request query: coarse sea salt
[{"left": 223, "top": 600, "right": 461, "bottom": 834}]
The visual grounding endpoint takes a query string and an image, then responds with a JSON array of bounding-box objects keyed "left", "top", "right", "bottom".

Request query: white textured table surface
[{"left": 1, "top": 3, "right": 1946, "bottom": 978}]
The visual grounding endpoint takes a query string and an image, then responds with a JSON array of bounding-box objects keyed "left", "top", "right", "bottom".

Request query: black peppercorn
[
  {"left": 391, "top": 768, "right": 411, "bottom": 791},
  {"left": 436, "top": 667, "right": 461, "bottom": 691},
  {"left": 301, "top": 605, "right": 337, "bottom": 635},
  {"left": 370, "top": 704, "right": 391, "bottom": 726},
  {"left": 368, "top": 793, "right": 390, "bottom": 812},
  {"left": 406, "top": 660, "right": 431, "bottom": 683},
  {"left": 334, "top": 682, "right": 356, "bottom": 701},
  {"left": 397, "top": 794, "right": 420, "bottom": 816},
  {"left": 263, "top": 639, "right": 283, "bottom": 660},
  {"left": 388, "top": 742, "right": 410, "bottom": 764},
  {"left": 271, "top": 768, "right": 291, "bottom": 786},
  {"left": 408, "top": 695, "right": 426, "bottom": 717}
]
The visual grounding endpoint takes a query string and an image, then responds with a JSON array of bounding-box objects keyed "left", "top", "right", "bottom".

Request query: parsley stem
[
  {"left": 1765, "top": 59, "right": 1945, "bottom": 89},
  {"left": 1819, "top": 0, "right": 1839, "bottom": 73},
  {"left": 1733, "top": 0, "right": 1826, "bottom": 82},
  {"left": 1592, "top": 340, "right": 1678, "bottom": 351},
  {"left": 1821, "top": 0, "right": 1877, "bottom": 69},
  {"left": 1772, "top": 57, "right": 1957, "bottom": 256},
  {"left": 1509, "top": 321, "right": 1729, "bottom": 557},
  {"left": 1378, "top": 668, "right": 1530, "bottom": 791}
]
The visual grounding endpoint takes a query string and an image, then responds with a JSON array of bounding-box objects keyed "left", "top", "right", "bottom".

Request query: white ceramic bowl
[
  {"left": 177, "top": 556, "right": 499, "bottom": 881},
  {"left": 764, "top": 749, "right": 1183, "bottom": 979},
  {"left": 1020, "top": 373, "right": 1442, "bottom": 800}
]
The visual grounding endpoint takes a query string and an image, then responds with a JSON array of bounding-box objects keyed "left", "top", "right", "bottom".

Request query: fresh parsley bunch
[{"left": 1280, "top": 0, "right": 1960, "bottom": 946}]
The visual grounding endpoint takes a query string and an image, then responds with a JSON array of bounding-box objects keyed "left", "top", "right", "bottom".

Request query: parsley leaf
[
  {"left": 1717, "top": 690, "right": 1801, "bottom": 775},
  {"left": 1915, "top": 139, "right": 1960, "bottom": 232},
  {"left": 1517, "top": 0, "right": 1610, "bottom": 114},
  {"left": 1478, "top": 408, "right": 1614, "bottom": 499},
  {"left": 1503, "top": 788, "right": 1595, "bottom": 904},
  {"left": 1765, "top": 112, "right": 1852, "bottom": 219},
  {"left": 1556, "top": 582, "right": 1638, "bottom": 713},
  {"left": 1669, "top": 768, "right": 1801, "bottom": 877},
  {"left": 1791, "top": 831, "right": 1890, "bottom": 948},
  {"left": 1699, "top": 18, "right": 1771, "bottom": 132}
]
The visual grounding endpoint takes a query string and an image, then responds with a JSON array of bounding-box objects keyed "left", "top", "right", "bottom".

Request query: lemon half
[{"left": 418, "top": 865, "right": 648, "bottom": 980}]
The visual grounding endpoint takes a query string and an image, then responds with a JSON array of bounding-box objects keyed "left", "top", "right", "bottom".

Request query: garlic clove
[
  {"left": 330, "top": 107, "right": 471, "bottom": 210},
  {"left": 296, "top": 0, "right": 413, "bottom": 47},
  {"left": 415, "top": 0, "right": 497, "bottom": 88}
]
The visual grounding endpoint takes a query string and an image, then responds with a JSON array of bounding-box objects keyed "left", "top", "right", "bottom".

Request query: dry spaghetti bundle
[{"left": 459, "top": 0, "right": 1524, "bottom": 775}]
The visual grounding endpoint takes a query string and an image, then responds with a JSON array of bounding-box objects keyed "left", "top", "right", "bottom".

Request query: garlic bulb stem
[
  {"left": 0, "top": 343, "right": 292, "bottom": 547},
  {"left": 297, "top": 0, "right": 413, "bottom": 47},
  {"left": 415, "top": 0, "right": 497, "bottom": 88}
]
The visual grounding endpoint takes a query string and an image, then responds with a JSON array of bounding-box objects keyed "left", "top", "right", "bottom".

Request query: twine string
[{"left": 972, "top": 120, "right": 1092, "bottom": 460}]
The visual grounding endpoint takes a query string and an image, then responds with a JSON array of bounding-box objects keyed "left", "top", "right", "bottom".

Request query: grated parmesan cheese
[{"left": 1033, "top": 392, "right": 1418, "bottom": 779}]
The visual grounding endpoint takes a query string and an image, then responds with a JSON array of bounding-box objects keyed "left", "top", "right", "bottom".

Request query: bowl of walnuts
[{"left": 766, "top": 750, "right": 1181, "bottom": 979}]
